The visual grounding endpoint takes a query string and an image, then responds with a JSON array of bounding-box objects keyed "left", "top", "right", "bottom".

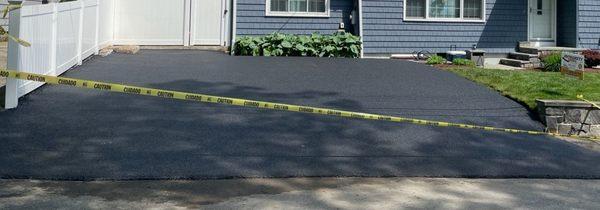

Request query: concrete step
[
  {"left": 500, "top": 58, "right": 534, "bottom": 68},
  {"left": 508, "top": 52, "right": 539, "bottom": 61},
  {"left": 518, "top": 47, "right": 539, "bottom": 55}
]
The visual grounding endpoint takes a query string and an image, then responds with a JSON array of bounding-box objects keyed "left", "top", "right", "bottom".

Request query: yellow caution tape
[
  {"left": 1, "top": 69, "right": 599, "bottom": 142},
  {"left": 578, "top": 95, "right": 600, "bottom": 110}
]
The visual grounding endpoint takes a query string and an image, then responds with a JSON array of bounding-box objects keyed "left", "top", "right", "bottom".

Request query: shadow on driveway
[{"left": 0, "top": 50, "right": 598, "bottom": 180}]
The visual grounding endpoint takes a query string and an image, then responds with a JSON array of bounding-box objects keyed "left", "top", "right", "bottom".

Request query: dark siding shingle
[
  {"left": 236, "top": 0, "right": 355, "bottom": 36},
  {"left": 579, "top": 0, "right": 600, "bottom": 49},
  {"left": 362, "top": 0, "right": 527, "bottom": 54}
]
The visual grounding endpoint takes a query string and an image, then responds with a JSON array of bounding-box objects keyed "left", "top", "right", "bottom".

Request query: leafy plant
[
  {"left": 234, "top": 32, "right": 362, "bottom": 58},
  {"left": 234, "top": 36, "right": 262, "bottom": 56},
  {"left": 582, "top": 50, "right": 600, "bottom": 68},
  {"left": 452, "top": 58, "right": 475, "bottom": 66},
  {"left": 426, "top": 55, "right": 446, "bottom": 65},
  {"left": 540, "top": 52, "right": 562, "bottom": 72}
]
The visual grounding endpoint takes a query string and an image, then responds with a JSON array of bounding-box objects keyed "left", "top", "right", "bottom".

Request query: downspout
[
  {"left": 358, "top": 0, "right": 364, "bottom": 58},
  {"left": 231, "top": 0, "right": 237, "bottom": 55},
  {"left": 575, "top": 0, "right": 580, "bottom": 48}
]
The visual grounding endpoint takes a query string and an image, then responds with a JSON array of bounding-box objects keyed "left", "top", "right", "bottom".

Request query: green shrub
[
  {"left": 540, "top": 52, "right": 562, "bottom": 72},
  {"left": 452, "top": 58, "right": 475, "bottom": 66},
  {"left": 426, "top": 55, "right": 446, "bottom": 65},
  {"left": 234, "top": 32, "right": 362, "bottom": 58}
]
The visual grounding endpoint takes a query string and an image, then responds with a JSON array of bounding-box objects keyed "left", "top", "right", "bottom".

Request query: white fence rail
[{"left": 5, "top": 0, "right": 114, "bottom": 109}]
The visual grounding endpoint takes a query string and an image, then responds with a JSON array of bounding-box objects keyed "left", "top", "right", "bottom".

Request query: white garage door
[{"left": 114, "top": 0, "right": 227, "bottom": 46}]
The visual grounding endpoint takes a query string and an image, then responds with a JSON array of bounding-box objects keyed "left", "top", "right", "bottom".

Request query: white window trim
[
  {"left": 265, "top": 0, "right": 331, "bottom": 17},
  {"left": 403, "top": 0, "right": 486, "bottom": 23}
]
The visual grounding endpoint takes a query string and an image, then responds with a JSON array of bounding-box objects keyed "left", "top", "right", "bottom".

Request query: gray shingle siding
[
  {"left": 578, "top": 0, "right": 600, "bottom": 49},
  {"left": 236, "top": 0, "right": 354, "bottom": 36},
  {"left": 362, "top": 0, "right": 527, "bottom": 54}
]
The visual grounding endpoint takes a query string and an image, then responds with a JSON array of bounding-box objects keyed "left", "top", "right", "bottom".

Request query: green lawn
[{"left": 445, "top": 67, "right": 600, "bottom": 110}]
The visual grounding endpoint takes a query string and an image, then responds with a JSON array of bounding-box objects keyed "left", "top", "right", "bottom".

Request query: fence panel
[
  {"left": 81, "top": 0, "right": 98, "bottom": 59},
  {"left": 98, "top": 0, "right": 114, "bottom": 46},
  {"left": 56, "top": 1, "right": 81, "bottom": 74},
  {"left": 7, "top": 4, "right": 54, "bottom": 101},
  {"left": 5, "top": 0, "right": 108, "bottom": 109}
]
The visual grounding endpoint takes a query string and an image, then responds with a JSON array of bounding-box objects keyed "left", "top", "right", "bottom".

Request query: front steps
[
  {"left": 499, "top": 43, "right": 587, "bottom": 68},
  {"left": 500, "top": 51, "right": 540, "bottom": 68}
]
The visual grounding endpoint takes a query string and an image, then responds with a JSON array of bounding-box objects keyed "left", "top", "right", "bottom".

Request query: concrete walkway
[{"left": 1, "top": 178, "right": 599, "bottom": 209}]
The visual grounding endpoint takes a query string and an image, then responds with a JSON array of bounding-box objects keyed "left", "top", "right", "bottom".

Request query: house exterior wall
[
  {"left": 557, "top": 0, "right": 578, "bottom": 48},
  {"left": 578, "top": 0, "right": 600, "bottom": 49},
  {"left": 235, "top": 0, "right": 355, "bottom": 36},
  {"left": 361, "top": 0, "right": 528, "bottom": 55}
]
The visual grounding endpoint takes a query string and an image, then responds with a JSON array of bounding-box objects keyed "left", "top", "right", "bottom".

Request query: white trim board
[
  {"left": 403, "top": 0, "right": 487, "bottom": 23},
  {"left": 265, "top": 0, "right": 330, "bottom": 17}
]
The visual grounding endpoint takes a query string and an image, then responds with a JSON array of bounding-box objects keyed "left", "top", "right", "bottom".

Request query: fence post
[
  {"left": 49, "top": 3, "right": 58, "bottom": 76},
  {"left": 183, "top": 0, "right": 191, "bottom": 46},
  {"left": 4, "top": 7, "right": 21, "bottom": 109},
  {"left": 76, "top": 0, "right": 84, "bottom": 65},
  {"left": 94, "top": 0, "right": 100, "bottom": 54}
]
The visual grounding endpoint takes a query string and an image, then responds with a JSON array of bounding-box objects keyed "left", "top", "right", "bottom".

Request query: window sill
[
  {"left": 403, "top": 18, "right": 486, "bottom": 23},
  {"left": 265, "top": 12, "right": 330, "bottom": 18}
]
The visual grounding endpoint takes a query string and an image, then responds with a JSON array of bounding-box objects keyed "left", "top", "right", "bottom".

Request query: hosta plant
[{"left": 234, "top": 32, "right": 361, "bottom": 58}]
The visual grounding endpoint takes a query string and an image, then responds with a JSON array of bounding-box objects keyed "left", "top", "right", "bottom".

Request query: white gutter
[
  {"left": 231, "top": 0, "right": 237, "bottom": 55},
  {"left": 358, "top": 0, "right": 364, "bottom": 58}
]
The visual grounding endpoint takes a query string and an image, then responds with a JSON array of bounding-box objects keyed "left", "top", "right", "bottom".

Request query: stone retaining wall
[{"left": 537, "top": 100, "right": 600, "bottom": 137}]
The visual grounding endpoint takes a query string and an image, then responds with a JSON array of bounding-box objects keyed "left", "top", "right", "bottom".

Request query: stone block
[
  {"left": 112, "top": 45, "right": 140, "bottom": 54},
  {"left": 590, "top": 125, "right": 600, "bottom": 137},
  {"left": 545, "top": 116, "right": 563, "bottom": 133},
  {"left": 543, "top": 107, "right": 565, "bottom": 116},
  {"left": 557, "top": 123, "right": 573, "bottom": 135},
  {"left": 98, "top": 48, "right": 113, "bottom": 57},
  {"left": 571, "top": 123, "right": 592, "bottom": 134},
  {"left": 564, "top": 109, "right": 582, "bottom": 123},
  {"left": 584, "top": 110, "right": 600, "bottom": 124}
]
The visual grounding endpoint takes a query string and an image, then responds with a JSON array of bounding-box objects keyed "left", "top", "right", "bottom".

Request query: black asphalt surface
[{"left": 1, "top": 50, "right": 599, "bottom": 180}]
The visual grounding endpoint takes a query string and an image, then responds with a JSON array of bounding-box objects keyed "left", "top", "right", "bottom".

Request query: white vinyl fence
[{"left": 5, "top": 0, "right": 114, "bottom": 109}]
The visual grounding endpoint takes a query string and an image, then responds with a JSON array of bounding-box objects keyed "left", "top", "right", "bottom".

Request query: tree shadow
[
  {"left": 0, "top": 50, "right": 598, "bottom": 182},
  {"left": 1, "top": 178, "right": 599, "bottom": 209},
  {"left": 0, "top": 78, "right": 598, "bottom": 181},
  {"left": 0, "top": 50, "right": 599, "bottom": 209}
]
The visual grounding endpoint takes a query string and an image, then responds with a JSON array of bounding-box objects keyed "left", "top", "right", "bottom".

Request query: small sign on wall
[{"left": 561, "top": 52, "right": 585, "bottom": 80}]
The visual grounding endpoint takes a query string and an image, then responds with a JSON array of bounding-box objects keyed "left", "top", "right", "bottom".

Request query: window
[
  {"left": 406, "top": 0, "right": 426, "bottom": 18},
  {"left": 405, "top": 0, "right": 485, "bottom": 22},
  {"left": 267, "top": 0, "right": 329, "bottom": 17},
  {"left": 464, "top": 0, "right": 483, "bottom": 19}
]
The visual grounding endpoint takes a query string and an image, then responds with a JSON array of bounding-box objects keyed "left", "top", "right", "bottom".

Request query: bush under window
[{"left": 234, "top": 32, "right": 362, "bottom": 58}]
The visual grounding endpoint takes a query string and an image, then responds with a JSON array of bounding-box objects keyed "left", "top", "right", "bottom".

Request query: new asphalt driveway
[{"left": 1, "top": 50, "right": 599, "bottom": 180}]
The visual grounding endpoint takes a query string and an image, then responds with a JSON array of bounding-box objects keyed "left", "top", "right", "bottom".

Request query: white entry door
[
  {"left": 528, "top": 0, "right": 556, "bottom": 45},
  {"left": 190, "top": 0, "right": 226, "bottom": 46}
]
